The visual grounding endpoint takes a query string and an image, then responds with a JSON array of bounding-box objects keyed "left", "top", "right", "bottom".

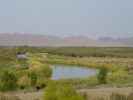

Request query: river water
[{"left": 51, "top": 64, "right": 97, "bottom": 80}]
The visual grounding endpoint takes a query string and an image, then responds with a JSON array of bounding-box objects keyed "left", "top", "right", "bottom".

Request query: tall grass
[{"left": 44, "top": 82, "right": 85, "bottom": 100}]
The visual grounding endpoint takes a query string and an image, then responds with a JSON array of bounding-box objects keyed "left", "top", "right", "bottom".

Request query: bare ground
[
  {"left": 2, "top": 87, "right": 133, "bottom": 100},
  {"left": 79, "top": 87, "right": 133, "bottom": 100}
]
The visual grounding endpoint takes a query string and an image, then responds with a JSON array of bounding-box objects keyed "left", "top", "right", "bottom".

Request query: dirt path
[
  {"left": 3, "top": 87, "right": 133, "bottom": 100},
  {"left": 80, "top": 87, "right": 133, "bottom": 95},
  {"left": 17, "top": 91, "right": 43, "bottom": 100},
  {"left": 79, "top": 87, "right": 133, "bottom": 100},
  {"left": 6, "top": 91, "right": 43, "bottom": 100}
]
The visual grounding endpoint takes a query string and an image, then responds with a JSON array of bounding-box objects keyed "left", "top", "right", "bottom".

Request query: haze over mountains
[{"left": 0, "top": 33, "right": 132, "bottom": 47}]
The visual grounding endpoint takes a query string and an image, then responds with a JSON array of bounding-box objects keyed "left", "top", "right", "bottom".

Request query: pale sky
[{"left": 0, "top": 0, "right": 133, "bottom": 37}]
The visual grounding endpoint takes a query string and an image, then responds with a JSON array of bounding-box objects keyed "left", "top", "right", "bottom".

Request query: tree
[{"left": 97, "top": 67, "right": 108, "bottom": 84}]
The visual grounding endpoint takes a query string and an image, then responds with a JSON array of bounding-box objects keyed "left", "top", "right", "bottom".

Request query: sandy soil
[
  {"left": 3, "top": 87, "right": 133, "bottom": 100},
  {"left": 79, "top": 87, "right": 133, "bottom": 100}
]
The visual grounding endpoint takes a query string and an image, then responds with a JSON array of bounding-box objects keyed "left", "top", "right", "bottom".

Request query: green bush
[
  {"left": 36, "top": 77, "right": 48, "bottom": 89},
  {"left": 97, "top": 67, "right": 108, "bottom": 84},
  {"left": 28, "top": 71, "right": 37, "bottom": 87},
  {"left": 44, "top": 82, "right": 84, "bottom": 100},
  {"left": 17, "top": 75, "right": 31, "bottom": 89},
  {"left": 0, "top": 70, "right": 18, "bottom": 91},
  {"left": 37, "top": 64, "right": 52, "bottom": 78},
  {"left": 28, "top": 64, "right": 52, "bottom": 89}
]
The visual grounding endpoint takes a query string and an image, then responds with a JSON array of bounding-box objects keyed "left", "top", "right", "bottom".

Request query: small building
[{"left": 17, "top": 52, "right": 27, "bottom": 59}]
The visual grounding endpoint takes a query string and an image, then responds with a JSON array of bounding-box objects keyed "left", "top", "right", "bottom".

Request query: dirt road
[{"left": 3, "top": 87, "right": 133, "bottom": 100}]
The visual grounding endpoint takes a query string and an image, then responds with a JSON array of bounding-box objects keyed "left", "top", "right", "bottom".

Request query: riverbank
[{"left": 35, "top": 53, "right": 133, "bottom": 88}]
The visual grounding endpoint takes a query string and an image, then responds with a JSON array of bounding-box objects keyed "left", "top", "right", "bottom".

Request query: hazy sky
[{"left": 0, "top": 0, "right": 133, "bottom": 37}]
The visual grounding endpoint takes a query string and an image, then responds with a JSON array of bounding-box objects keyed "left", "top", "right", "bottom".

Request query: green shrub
[
  {"left": 28, "top": 64, "right": 52, "bottom": 89},
  {"left": 36, "top": 77, "right": 48, "bottom": 89},
  {"left": 29, "top": 58, "right": 52, "bottom": 79},
  {"left": 0, "top": 70, "right": 18, "bottom": 91},
  {"left": 97, "top": 67, "right": 108, "bottom": 84},
  {"left": 37, "top": 64, "right": 52, "bottom": 78},
  {"left": 28, "top": 71, "right": 37, "bottom": 87},
  {"left": 44, "top": 82, "right": 84, "bottom": 100},
  {"left": 17, "top": 75, "right": 31, "bottom": 89}
]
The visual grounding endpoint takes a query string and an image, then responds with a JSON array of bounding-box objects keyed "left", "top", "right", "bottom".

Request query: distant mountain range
[{"left": 0, "top": 33, "right": 132, "bottom": 47}]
